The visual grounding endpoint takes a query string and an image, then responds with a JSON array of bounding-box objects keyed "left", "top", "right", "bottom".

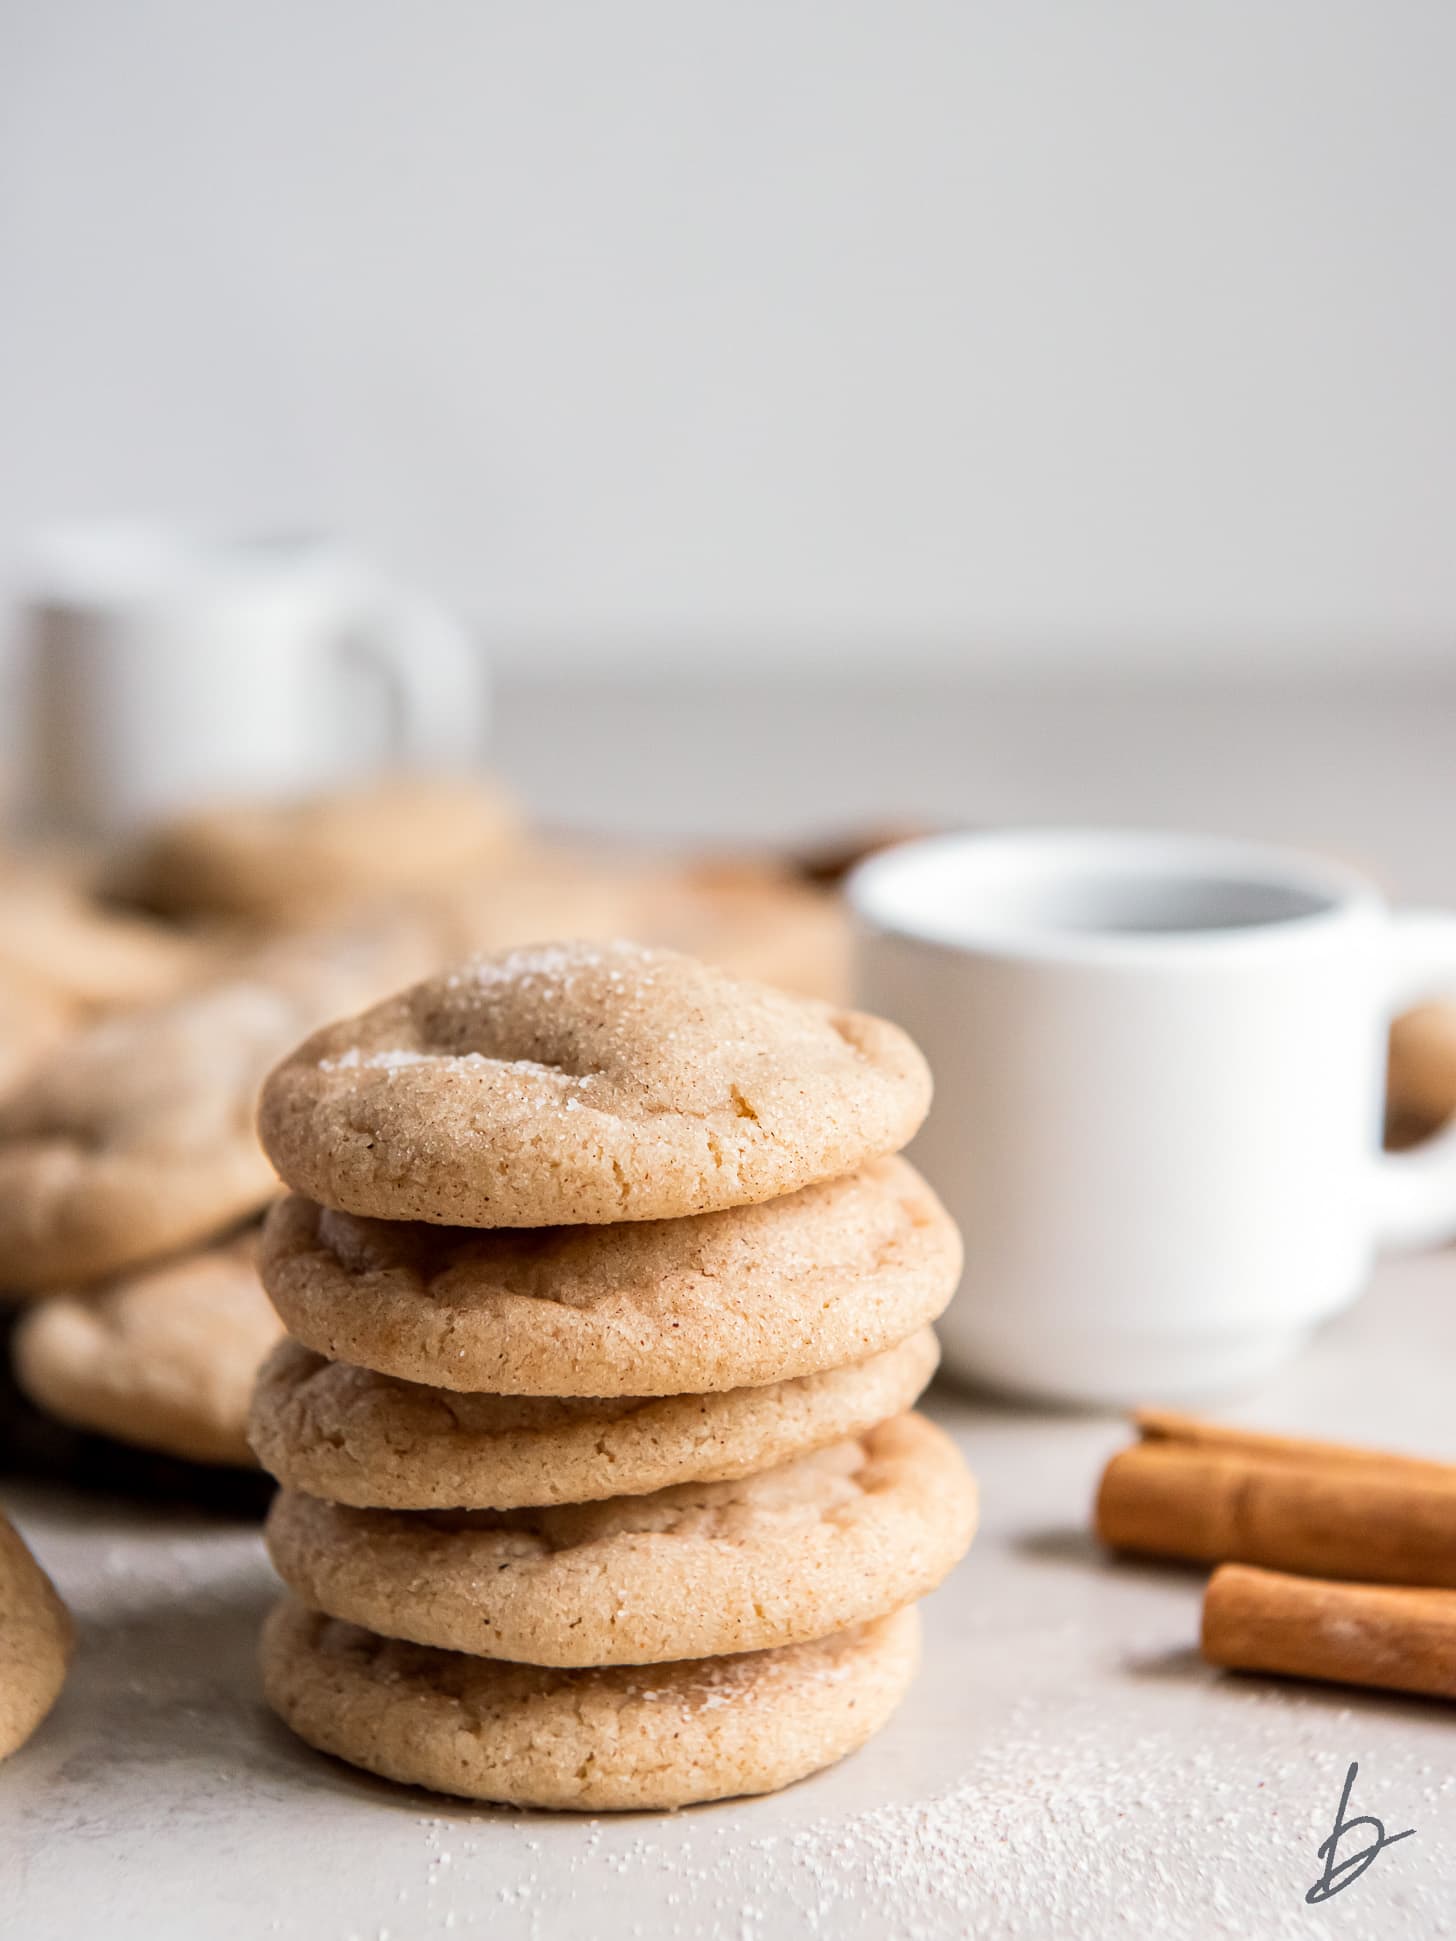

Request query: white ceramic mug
[
  {"left": 849, "top": 829, "right": 1456, "bottom": 1407},
  {"left": 18, "top": 526, "right": 487, "bottom": 835}
]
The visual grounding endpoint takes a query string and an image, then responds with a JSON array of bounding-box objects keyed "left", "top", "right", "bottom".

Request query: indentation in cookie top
[{"left": 258, "top": 941, "right": 932, "bottom": 1227}]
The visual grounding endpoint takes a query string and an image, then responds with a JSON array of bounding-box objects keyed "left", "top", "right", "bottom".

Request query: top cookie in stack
[
  {"left": 257, "top": 938, "right": 928, "bottom": 1227},
  {"left": 250, "top": 941, "right": 976, "bottom": 1812}
]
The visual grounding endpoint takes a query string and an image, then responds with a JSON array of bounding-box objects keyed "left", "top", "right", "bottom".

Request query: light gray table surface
[{"left": 5, "top": 674, "right": 1456, "bottom": 1941}]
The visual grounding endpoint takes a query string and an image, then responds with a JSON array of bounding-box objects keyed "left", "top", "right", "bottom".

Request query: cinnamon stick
[
  {"left": 1096, "top": 1421, "right": 1456, "bottom": 1586},
  {"left": 1203, "top": 1563, "right": 1456, "bottom": 1701},
  {"left": 1131, "top": 1408, "right": 1456, "bottom": 1480}
]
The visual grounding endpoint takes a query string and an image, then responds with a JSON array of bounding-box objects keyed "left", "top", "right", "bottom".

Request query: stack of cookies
[{"left": 249, "top": 940, "right": 976, "bottom": 1810}]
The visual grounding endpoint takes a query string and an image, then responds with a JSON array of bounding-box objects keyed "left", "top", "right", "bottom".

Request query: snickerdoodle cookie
[
  {"left": 258, "top": 941, "right": 932, "bottom": 1229},
  {"left": 257, "top": 1157, "right": 959, "bottom": 1395},
  {"left": 0, "top": 865, "right": 204, "bottom": 1015},
  {"left": 13, "top": 1234, "right": 283, "bottom": 1466},
  {"left": 264, "top": 1412, "right": 975, "bottom": 1666},
  {"left": 262, "top": 1597, "right": 919, "bottom": 1810},
  {"left": 0, "top": 968, "right": 73, "bottom": 1097},
  {"left": 0, "top": 917, "right": 441, "bottom": 1293},
  {"left": 249, "top": 1326, "right": 938, "bottom": 1509},
  {"left": 1388, "top": 1002, "right": 1456, "bottom": 1136},
  {"left": 113, "top": 774, "right": 522, "bottom": 926},
  {"left": 626, "top": 865, "right": 850, "bottom": 1003},
  {"left": 434, "top": 849, "right": 849, "bottom": 1001},
  {"left": 0, "top": 1512, "right": 73, "bottom": 1760}
]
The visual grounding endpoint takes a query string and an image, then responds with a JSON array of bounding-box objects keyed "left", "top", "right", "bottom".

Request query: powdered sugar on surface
[
  {"left": 408, "top": 1677, "right": 1453, "bottom": 1941},
  {"left": 7, "top": 1251, "right": 1456, "bottom": 1941}
]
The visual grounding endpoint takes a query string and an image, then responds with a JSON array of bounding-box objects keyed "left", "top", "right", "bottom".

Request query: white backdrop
[{"left": 3, "top": 1, "right": 1454, "bottom": 673}]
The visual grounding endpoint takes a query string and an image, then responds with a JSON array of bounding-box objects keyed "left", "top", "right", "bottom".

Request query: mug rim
[{"left": 845, "top": 826, "right": 1384, "bottom": 964}]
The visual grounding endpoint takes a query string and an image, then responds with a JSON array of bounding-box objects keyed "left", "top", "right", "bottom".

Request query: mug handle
[
  {"left": 340, "top": 582, "right": 488, "bottom": 767},
  {"left": 1375, "top": 910, "right": 1456, "bottom": 1250}
]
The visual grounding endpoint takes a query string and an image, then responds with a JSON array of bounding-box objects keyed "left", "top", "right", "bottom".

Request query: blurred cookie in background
[
  {"left": 100, "top": 766, "right": 900, "bottom": 1007},
  {"left": 627, "top": 860, "right": 850, "bottom": 1003},
  {"left": 10, "top": 1229, "right": 280, "bottom": 1468},
  {"left": 107, "top": 773, "right": 523, "bottom": 926},
  {"left": 430, "top": 845, "right": 851, "bottom": 1003},
  {"left": 0, "top": 909, "right": 442, "bottom": 1294},
  {"left": 0, "top": 1306, "right": 274, "bottom": 1514},
  {"left": 422, "top": 841, "right": 643, "bottom": 960},
  {"left": 0, "top": 860, "right": 206, "bottom": 1016},
  {"left": 0, "top": 1510, "right": 72, "bottom": 1760},
  {"left": 1388, "top": 1002, "right": 1456, "bottom": 1148},
  {"left": 0, "top": 967, "right": 75, "bottom": 1096}
]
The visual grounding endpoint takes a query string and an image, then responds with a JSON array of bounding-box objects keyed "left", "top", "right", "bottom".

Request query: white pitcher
[{"left": 17, "top": 526, "right": 488, "bottom": 835}]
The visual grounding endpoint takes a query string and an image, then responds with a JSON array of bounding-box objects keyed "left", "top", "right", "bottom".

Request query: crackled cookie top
[
  {"left": 264, "top": 1411, "right": 976, "bottom": 1666},
  {"left": 0, "top": 1513, "right": 73, "bottom": 1761},
  {"left": 258, "top": 1156, "right": 959, "bottom": 1395},
  {"left": 257, "top": 940, "right": 932, "bottom": 1227},
  {"left": 14, "top": 1235, "right": 282, "bottom": 1467},
  {"left": 261, "top": 1598, "right": 920, "bottom": 1811},
  {"left": 249, "top": 1327, "right": 938, "bottom": 1509}
]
